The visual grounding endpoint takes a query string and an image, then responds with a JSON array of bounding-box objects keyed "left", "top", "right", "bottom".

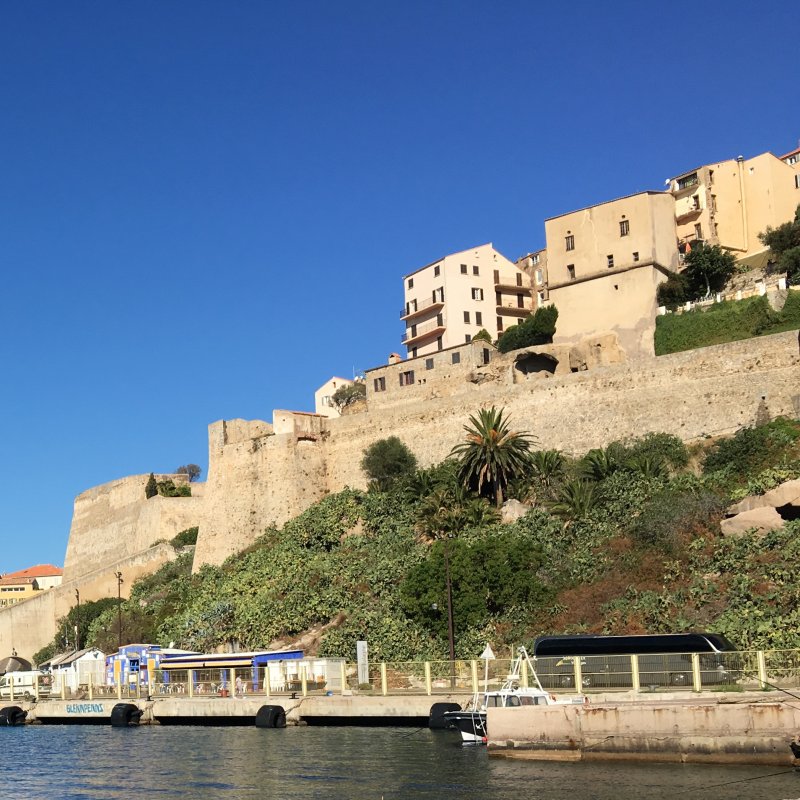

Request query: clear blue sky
[{"left": 1, "top": 1, "right": 798, "bottom": 572}]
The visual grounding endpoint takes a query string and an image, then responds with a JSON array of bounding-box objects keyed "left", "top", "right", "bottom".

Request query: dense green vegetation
[
  {"left": 760, "top": 204, "right": 800, "bottom": 285},
  {"left": 35, "top": 415, "right": 800, "bottom": 664},
  {"left": 654, "top": 292, "right": 800, "bottom": 355},
  {"left": 656, "top": 243, "right": 737, "bottom": 308},
  {"left": 496, "top": 305, "right": 558, "bottom": 353}
]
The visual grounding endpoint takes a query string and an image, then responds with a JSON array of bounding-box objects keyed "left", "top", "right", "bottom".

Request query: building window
[
  {"left": 463, "top": 311, "right": 470, "bottom": 324},
  {"left": 373, "top": 376, "right": 386, "bottom": 392},
  {"left": 531, "top": 253, "right": 540, "bottom": 265},
  {"left": 465, "top": 334, "right": 472, "bottom": 343},
  {"left": 425, "top": 358, "right": 434, "bottom": 370},
  {"left": 517, "top": 293, "right": 525, "bottom": 308},
  {"left": 411, "top": 347, "right": 417, "bottom": 358},
  {"left": 475, "top": 311, "right": 482, "bottom": 325},
  {"left": 452, "top": 352, "right": 461, "bottom": 365},
  {"left": 632, "top": 251, "right": 639, "bottom": 262},
  {"left": 460, "top": 264, "right": 467, "bottom": 274},
  {"left": 471, "top": 288, "right": 484, "bottom": 301},
  {"left": 482, "top": 348, "right": 490, "bottom": 365},
  {"left": 433, "top": 286, "right": 444, "bottom": 302},
  {"left": 472, "top": 265, "right": 479, "bottom": 276},
  {"left": 709, "top": 169, "right": 714, "bottom": 185},
  {"left": 677, "top": 172, "right": 698, "bottom": 190},
  {"left": 694, "top": 223, "right": 703, "bottom": 240},
  {"left": 567, "top": 264, "right": 576, "bottom": 280},
  {"left": 407, "top": 278, "right": 413, "bottom": 289},
  {"left": 619, "top": 219, "right": 629, "bottom": 236},
  {"left": 493, "top": 269, "right": 500, "bottom": 283},
  {"left": 565, "top": 234, "right": 575, "bottom": 251},
  {"left": 434, "top": 265, "right": 440, "bottom": 277},
  {"left": 711, "top": 194, "right": 717, "bottom": 211},
  {"left": 399, "top": 370, "right": 415, "bottom": 387},
  {"left": 496, "top": 316, "right": 503, "bottom": 332},
  {"left": 535, "top": 269, "right": 543, "bottom": 285},
  {"left": 607, "top": 255, "right": 614, "bottom": 268},
  {"left": 437, "top": 337, "right": 443, "bottom": 351},
  {"left": 691, "top": 194, "right": 700, "bottom": 211},
  {"left": 795, "top": 174, "right": 800, "bottom": 189}
]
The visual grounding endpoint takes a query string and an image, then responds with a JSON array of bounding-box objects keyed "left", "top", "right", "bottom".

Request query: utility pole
[
  {"left": 114, "top": 572, "right": 123, "bottom": 649},
  {"left": 74, "top": 588, "right": 80, "bottom": 650}
]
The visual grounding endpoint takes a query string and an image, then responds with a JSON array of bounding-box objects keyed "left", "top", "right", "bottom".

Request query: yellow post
[
  {"left": 188, "top": 670, "right": 194, "bottom": 698},
  {"left": 757, "top": 651, "right": 767, "bottom": 688},
  {"left": 380, "top": 663, "right": 388, "bottom": 696},
  {"left": 9, "top": 676, "right": 14, "bottom": 701},
  {"left": 339, "top": 662, "right": 346, "bottom": 696},
  {"left": 301, "top": 664, "right": 308, "bottom": 697},
  {"left": 34, "top": 675, "right": 39, "bottom": 701},
  {"left": 424, "top": 662, "right": 432, "bottom": 696},
  {"left": 574, "top": 657, "right": 583, "bottom": 691},
  {"left": 691, "top": 652, "right": 701, "bottom": 692},
  {"left": 264, "top": 667, "right": 271, "bottom": 698},
  {"left": 88, "top": 674, "right": 93, "bottom": 701},
  {"left": 631, "top": 655, "right": 640, "bottom": 693},
  {"left": 136, "top": 678, "right": 141, "bottom": 700},
  {"left": 521, "top": 659, "right": 529, "bottom": 689},
  {"left": 231, "top": 668, "right": 236, "bottom": 699},
  {"left": 116, "top": 680, "right": 122, "bottom": 700},
  {"left": 470, "top": 660, "right": 478, "bottom": 695}
]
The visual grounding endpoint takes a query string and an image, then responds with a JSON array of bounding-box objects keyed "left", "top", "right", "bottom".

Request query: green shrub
[
  {"left": 703, "top": 418, "right": 800, "bottom": 479},
  {"left": 171, "top": 527, "right": 199, "bottom": 547},
  {"left": 361, "top": 437, "right": 418, "bottom": 490},
  {"left": 496, "top": 305, "right": 558, "bottom": 353},
  {"left": 157, "top": 480, "right": 192, "bottom": 497}
]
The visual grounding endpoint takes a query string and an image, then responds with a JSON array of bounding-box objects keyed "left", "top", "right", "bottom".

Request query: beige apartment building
[
  {"left": 544, "top": 191, "right": 679, "bottom": 358},
  {"left": 669, "top": 150, "right": 800, "bottom": 267},
  {"left": 517, "top": 248, "right": 549, "bottom": 308},
  {"left": 401, "top": 243, "right": 533, "bottom": 357}
]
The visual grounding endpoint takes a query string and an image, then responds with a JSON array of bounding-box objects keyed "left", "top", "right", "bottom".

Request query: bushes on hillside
[
  {"left": 361, "top": 437, "right": 417, "bottom": 490},
  {"left": 654, "top": 294, "right": 800, "bottom": 355}
]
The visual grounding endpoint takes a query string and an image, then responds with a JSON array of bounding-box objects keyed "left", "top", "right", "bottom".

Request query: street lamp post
[
  {"left": 114, "top": 572, "right": 123, "bottom": 649},
  {"left": 74, "top": 588, "right": 80, "bottom": 650}
]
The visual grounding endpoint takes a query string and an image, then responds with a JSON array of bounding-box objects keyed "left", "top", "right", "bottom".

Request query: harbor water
[{"left": 1, "top": 725, "right": 799, "bottom": 799}]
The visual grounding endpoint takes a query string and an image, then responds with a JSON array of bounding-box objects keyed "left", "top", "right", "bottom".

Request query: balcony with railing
[
  {"left": 401, "top": 315, "right": 446, "bottom": 345},
  {"left": 400, "top": 295, "right": 445, "bottom": 321},
  {"left": 496, "top": 301, "right": 533, "bottom": 318}
]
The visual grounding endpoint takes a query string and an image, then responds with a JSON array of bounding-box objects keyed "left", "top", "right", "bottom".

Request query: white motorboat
[{"left": 443, "top": 646, "right": 587, "bottom": 744}]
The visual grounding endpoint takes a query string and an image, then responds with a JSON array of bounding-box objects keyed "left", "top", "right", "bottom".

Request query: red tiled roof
[
  {"left": 0, "top": 575, "right": 37, "bottom": 586},
  {"left": 3, "top": 564, "right": 63, "bottom": 580}
]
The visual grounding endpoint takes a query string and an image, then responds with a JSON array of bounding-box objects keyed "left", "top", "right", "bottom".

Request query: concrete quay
[
  {"left": 487, "top": 692, "right": 800, "bottom": 767},
  {"left": 21, "top": 692, "right": 469, "bottom": 726}
]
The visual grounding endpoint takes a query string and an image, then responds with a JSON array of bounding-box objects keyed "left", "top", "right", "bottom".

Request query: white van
[{"left": 0, "top": 670, "right": 51, "bottom": 700}]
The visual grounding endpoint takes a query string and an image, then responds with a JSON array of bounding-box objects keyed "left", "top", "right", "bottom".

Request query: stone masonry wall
[
  {"left": 62, "top": 473, "right": 202, "bottom": 583},
  {"left": 190, "top": 330, "right": 800, "bottom": 569},
  {"left": 0, "top": 543, "right": 177, "bottom": 661}
]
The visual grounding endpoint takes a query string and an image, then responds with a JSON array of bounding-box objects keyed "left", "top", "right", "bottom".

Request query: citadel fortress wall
[{"left": 2, "top": 331, "right": 799, "bottom": 659}]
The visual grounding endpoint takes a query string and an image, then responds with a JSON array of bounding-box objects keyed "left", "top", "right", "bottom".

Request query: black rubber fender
[
  {"left": 428, "top": 702, "right": 462, "bottom": 729},
  {"left": 255, "top": 705, "right": 287, "bottom": 728},
  {"left": 0, "top": 706, "right": 27, "bottom": 726},
  {"left": 110, "top": 703, "right": 143, "bottom": 727}
]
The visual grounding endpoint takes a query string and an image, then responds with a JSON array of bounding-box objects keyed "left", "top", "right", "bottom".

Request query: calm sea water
[{"left": 1, "top": 725, "right": 798, "bottom": 800}]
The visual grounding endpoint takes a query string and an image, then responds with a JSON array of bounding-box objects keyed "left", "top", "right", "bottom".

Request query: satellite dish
[{"left": 480, "top": 644, "right": 495, "bottom": 660}]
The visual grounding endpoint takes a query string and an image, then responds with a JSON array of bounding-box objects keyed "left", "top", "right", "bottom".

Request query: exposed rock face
[
  {"left": 501, "top": 499, "right": 531, "bottom": 524},
  {"left": 720, "top": 506, "right": 785, "bottom": 537},
  {"left": 726, "top": 479, "right": 800, "bottom": 517},
  {"left": 568, "top": 333, "right": 626, "bottom": 372}
]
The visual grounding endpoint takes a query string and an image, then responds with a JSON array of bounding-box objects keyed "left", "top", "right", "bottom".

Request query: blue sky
[{"left": 1, "top": 1, "right": 798, "bottom": 571}]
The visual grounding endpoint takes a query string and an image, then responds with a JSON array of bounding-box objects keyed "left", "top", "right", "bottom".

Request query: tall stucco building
[
  {"left": 314, "top": 376, "right": 353, "bottom": 418},
  {"left": 401, "top": 243, "right": 533, "bottom": 357},
  {"left": 668, "top": 149, "right": 800, "bottom": 267},
  {"left": 544, "top": 191, "right": 679, "bottom": 358}
]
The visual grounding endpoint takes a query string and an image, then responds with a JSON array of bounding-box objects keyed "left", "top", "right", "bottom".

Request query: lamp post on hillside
[
  {"left": 74, "top": 588, "right": 80, "bottom": 650},
  {"left": 114, "top": 572, "right": 123, "bottom": 649}
]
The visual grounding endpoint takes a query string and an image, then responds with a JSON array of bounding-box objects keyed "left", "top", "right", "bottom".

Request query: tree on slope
[
  {"left": 760, "top": 204, "right": 800, "bottom": 284},
  {"left": 361, "top": 436, "right": 417, "bottom": 490},
  {"left": 450, "top": 406, "right": 535, "bottom": 507}
]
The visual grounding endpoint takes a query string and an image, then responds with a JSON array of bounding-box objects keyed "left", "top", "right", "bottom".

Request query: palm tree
[
  {"left": 450, "top": 406, "right": 536, "bottom": 507},
  {"left": 547, "top": 478, "right": 599, "bottom": 521}
]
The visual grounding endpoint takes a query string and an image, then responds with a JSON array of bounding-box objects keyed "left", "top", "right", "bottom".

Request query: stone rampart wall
[
  {"left": 62, "top": 473, "right": 201, "bottom": 583},
  {"left": 0, "top": 544, "right": 177, "bottom": 661},
  {"left": 191, "top": 330, "right": 799, "bottom": 568}
]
